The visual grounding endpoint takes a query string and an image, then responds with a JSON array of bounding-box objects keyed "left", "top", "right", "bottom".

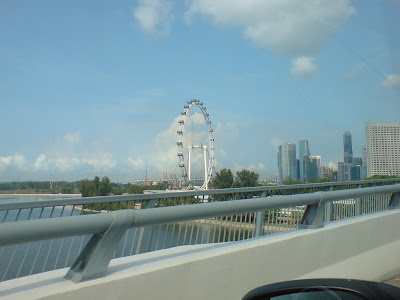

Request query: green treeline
[
  {"left": 210, "top": 168, "right": 259, "bottom": 189},
  {"left": 80, "top": 176, "right": 170, "bottom": 197},
  {"left": 80, "top": 176, "right": 112, "bottom": 197},
  {"left": 0, "top": 181, "right": 80, "bottom": 194}
]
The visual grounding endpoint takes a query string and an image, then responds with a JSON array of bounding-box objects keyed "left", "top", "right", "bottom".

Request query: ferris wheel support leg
[
  {"left": 188, "top": 147, "right": 191, "bottom": 182},
  {"left": 204, "top": 146, "right": 208, "bottom": 190}
]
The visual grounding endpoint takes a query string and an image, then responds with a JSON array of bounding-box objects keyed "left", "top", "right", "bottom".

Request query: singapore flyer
[{"left": 177, "top": 99, "right": 215, "bottom": 190}]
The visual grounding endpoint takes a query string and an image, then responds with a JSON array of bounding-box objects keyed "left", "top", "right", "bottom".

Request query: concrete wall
[{"left": 1, "top": 209, "right": 400, "bottom": 300}]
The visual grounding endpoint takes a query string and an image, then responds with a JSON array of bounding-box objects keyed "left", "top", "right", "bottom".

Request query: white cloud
[
  {"left": 153, "top": 115, "right": 181, "bottom": 168},
  {"left": 0, "top": 156, "right": 12, "bottom": 170},
  {"left": 185, "top": 0, "right": 355, "bottom": 56},
  {"left": 34, "top": 154, "right": 48, "bottom": 171},
  {"left": 128, "top": 157, "right": 145, "bottom": 169},
  {"left": 134, "top": 0, "right": 174, "bottom": 36},
  {"left": 83, "top": 153, "right": 116, "bottom": 171},
  {"left": 64, "top": 131, "right": 81, "bottom": 145},
  {"left": 0, "top": 153, "right": 26, "bottom": 170},
  {"left": 13, "top": 153, "right": 27, "bottom": 170},
  {"left": 215, "top": 122, "right": 240, "bottom": 140},
  {"left": 328, "top": 161, "right": 337, "bottom": 171},
  {"left": 290, "top": 56, "right": 318, "bottom": 78},
  {"left": 233, "top": 162, "right": 265, "bottom": 174},
  {"left": 381, "top": 74, "right": 400, "bottom": 89},
  {"left": 55, "top": 156, "right": 81, "bottom": 171},
  {"left": 34, "top": 152, "right": 115, "bottom": 173},
  {"left": 248, "top": 163, "right": 265, "bottom": 172}
]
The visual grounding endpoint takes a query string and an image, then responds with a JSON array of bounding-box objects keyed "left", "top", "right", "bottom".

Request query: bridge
[{"left": 0, "top": 179, "right": 399, "bottom": 299}]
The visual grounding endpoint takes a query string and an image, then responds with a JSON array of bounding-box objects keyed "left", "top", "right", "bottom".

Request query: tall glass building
[
  {"left": 277, "top": 145, "right": 283, "bottom": 184},
  {"left": 298, "top": 140, "right": 310, "bottom": 182},
  {"left": 281, "top": 142, "right": 297, "bottom": 181},
  {"left": 343, "top": 131, "right": 353, "bottom": 181}
]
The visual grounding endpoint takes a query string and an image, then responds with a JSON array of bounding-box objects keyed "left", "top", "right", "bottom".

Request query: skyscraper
[
  {"left": 309, "top": 155, "right": 320, "bottom": 180},
  {"left": 365, "top": 122, "right": 400, "bottom": 177},
  {"left": 343, "top": 131, "right": 353, "bottom": 181},
  {"left": 337, "top": 162, "right": 345, "bottom": 181},
  {"left": 279, "top": 142, "right": 297, "bottom": 182},
  {"left": 361, "top": 145, "right": 367, "bottom": 179},
  {"left": 298, "top": 140, "right": 310, "bottom": 182},
  {"left": 277, "top": 145, "right": 283, "bottom": 184}
]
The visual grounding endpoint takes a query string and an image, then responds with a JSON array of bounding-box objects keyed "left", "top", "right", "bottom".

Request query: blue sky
[{"left": 1, "top": 0, "right": 399, "bottom": 182}]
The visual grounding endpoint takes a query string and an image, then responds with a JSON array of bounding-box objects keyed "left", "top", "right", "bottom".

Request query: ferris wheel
[{"left": 177, "top": 99, "right": 215, "bottom": 190}]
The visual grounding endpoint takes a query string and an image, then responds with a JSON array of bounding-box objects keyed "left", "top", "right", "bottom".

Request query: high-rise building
[
  {"left": 278, "top": 142, "right": 297, "bottom": 182},
  {"left": 337, "top": 162, "right": 345, "bottom": 181},
  {"left": 298, "top": 140, "right": 310, "bottom": 182},
  {"left": 343, "top": 131, "right": 353, "bottom": 181},
  {"left": 277, "top": 145, "right": 283, "bottom": 184},
  {"left": 351, "top": 165, "right": 361, "bottom": 180},
  {"left": 361, "top": 145, "right": 367, "bottom": 179},
  {"left": 309, "top": 155, "right": 320, "bottom": 180},
  {"left": 362, "top": 145, "right": 367, "bottom": 165},
  {"left": 365, "top": 122, "right": 400, "bottom": 177},
  {"left": 353, "top": 157, "right": 362, "bottom": 166}
]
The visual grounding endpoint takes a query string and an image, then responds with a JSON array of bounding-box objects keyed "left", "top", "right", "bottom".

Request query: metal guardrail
[{"left": 0, "top": 179, "right": 399, "bottom": 283}]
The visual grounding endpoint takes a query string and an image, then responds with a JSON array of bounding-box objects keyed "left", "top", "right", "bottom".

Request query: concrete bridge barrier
[{"left": 1, "top": 209, "right": 399, "bottom": 300}]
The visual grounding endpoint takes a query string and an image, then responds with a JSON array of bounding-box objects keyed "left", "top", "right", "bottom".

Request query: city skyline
[{"left": 1, "top": 1, "right": 399, "bottom": 182}]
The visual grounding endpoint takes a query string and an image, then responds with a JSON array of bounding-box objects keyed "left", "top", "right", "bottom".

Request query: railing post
[
  {"left": 324, "top": 186, "right": 333, "bottom": 222},
  {"left": 298, "top": 192, "right": 325, "bottom": 229},
  {"left": 65, "top": 210, "right": 135, "bottom": 283},
  {"left": 355, "top": 184, "right": 362, "bottom": 216},
  {"left": 136, "top": 199, "right": 157, "bottom": 254},
  {"left": 388, "top": 192, "right": 400, "bottom": 209},
  {"left": 254, "top": 191, "right": 267, "bottom": 237}
]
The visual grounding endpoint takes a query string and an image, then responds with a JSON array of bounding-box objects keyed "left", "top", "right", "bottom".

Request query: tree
[
  {"left": 364, "top": 175, "right": 399, "bottom": 180},
  {"left": 210, "top": 168, "right": 234, "bottom": 189},
  {"left": 98, "top": 176, "right": 112, "bottom": 196},
  {"left": 94, "top": 176, "right": 100, "bottom": 195},
  {"left": 234, "top": 169, "right": 259, "bottom": 188},
  {"left": 80, "top": 179, "right": 95, "bottom": 197},
  {"left": 308, "top": 178, "right": 331, "bottom": 183},
  {"left": 80, "top": 176, "right": 112, "bottom": 197},
  {"left": 283, "top": 176, "right": 302, "bottom": 185}
]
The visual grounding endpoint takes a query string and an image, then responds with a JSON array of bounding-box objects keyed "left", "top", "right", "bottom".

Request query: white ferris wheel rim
[{"left": 177, "top": 99, "right": 215, "bottom": 189}]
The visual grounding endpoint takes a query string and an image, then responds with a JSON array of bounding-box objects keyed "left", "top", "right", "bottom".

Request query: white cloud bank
[
  {"left": 290, "top": 56, "right": 318, "bottom": 78},
  {"left": 34, "top": 153, "right": 116, "bottom": 172},
  {"left": 134, "top": 0, "right": 174, "bottom": 36},
  {"left": 185, "top": 0, "right": 355, "bottom": 56},
  {"left": 233, "top": 163, "right": 265, "bottom": 174},
  {"left": 0, "top": 153, "right": 26, "bottom": 170},
  {"left": 128, "top": 157, "right": 145, "bottom": 169},
  {"left": 83, "top": 153, "right": 116, "bottom": 171},
  {"left": 381, "top": 74, "right": 400, "bottom": 89},
  {"left": 31, "top": 131, "right": 117, "bottom": 173},
  {"left": 34, "top": 154, "right": 49, "bottom": 171}
]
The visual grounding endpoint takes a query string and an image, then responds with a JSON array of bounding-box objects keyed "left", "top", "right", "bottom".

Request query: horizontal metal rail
[
  {"left": 2, "top": 183, "right": 400, "bottom": 246},
  {"left": 1, "top": 179, "right": 398, "bottom": 211},
  {"left": 0, "top": 184, "right": 399, "bottom": 282}
]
